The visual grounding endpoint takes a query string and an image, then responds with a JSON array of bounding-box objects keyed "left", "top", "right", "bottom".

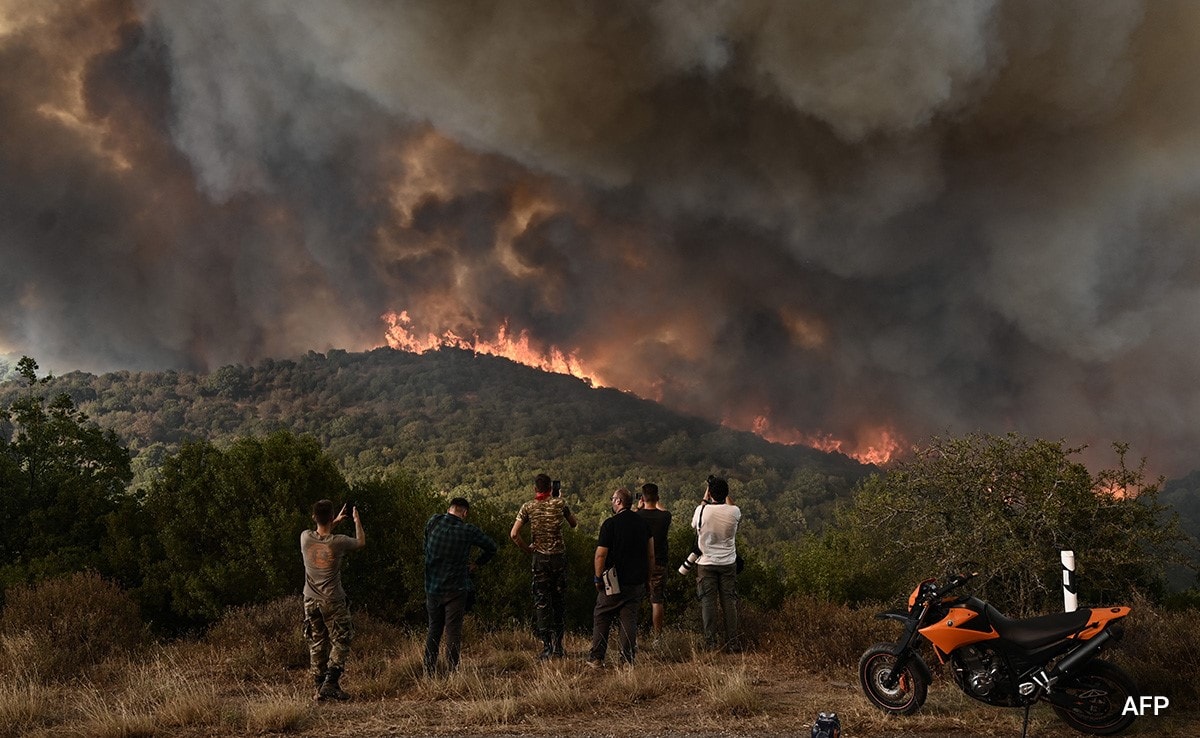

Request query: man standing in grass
[
  {"left": 588, "top": 487, "right": 653, "bottom": 668},
  {"left": 692, "top": 476, "right": 741, "bottom": 652},
  {"left": 424, "top": 497, "right": 498, "bottom": 675},
  {"left": 636, "top": 483, "right": 672, "bottom": 637},
  {"left": 301, "top": 499, "right": 365, "bottom": 701},
  {"left": 511, "top": 473, "right": 578, "bottom": 659}
]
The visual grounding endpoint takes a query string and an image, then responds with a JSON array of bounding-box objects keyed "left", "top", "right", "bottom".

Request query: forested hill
[{"left": 0, "top": 347, "right": 874, "bottom": 541}]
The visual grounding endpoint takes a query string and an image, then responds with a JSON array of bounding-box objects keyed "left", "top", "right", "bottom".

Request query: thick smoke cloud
[{"left": 3, "top": 0, "right": 1200, "bottom": 473}]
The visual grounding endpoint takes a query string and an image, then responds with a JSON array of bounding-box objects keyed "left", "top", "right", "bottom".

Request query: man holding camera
[
  {"left": 635, "top": 483, "right": 671, "bottom": 636},
  {"left": 691, "top": 476, "right": 742, "bottom": 652},
  {"left": 511, "top": 473, "right": 578, "bottom": 659},
  {"left": 588, "top": 487, "right": 653, "bottom": 667},
  {"left": 301, "top": 499, "right": 365, "bottom": 701},
  {"left": 424, "top": 497, "right": 497, "bottom": 675}
]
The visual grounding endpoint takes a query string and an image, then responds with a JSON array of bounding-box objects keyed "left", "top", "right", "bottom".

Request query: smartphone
[{"left": 551, "top": 480, "right": 561, "bottom": 497}]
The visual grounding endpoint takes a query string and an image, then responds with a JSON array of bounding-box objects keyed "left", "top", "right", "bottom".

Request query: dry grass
[
  {"left": 74, "top": 689, "right": 156, "bottom": 738},
  {"left": 702, "top": 664, "right": 764, "bottom": 717},
  {"left": 243, "top": 691, "right": 313, "bottom": 734},
  {"left": 0, "top": 596, "right": 1195, "bottom": 737},
  {"left": 0, "top": 679, "right": 62, "bottom": 737}
]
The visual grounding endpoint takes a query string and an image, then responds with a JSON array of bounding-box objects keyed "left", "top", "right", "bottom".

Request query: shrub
[
  {"left": 759, "top": 595, "right": 890, "bottom": 671},
  {"left": 1116, "top": 600, "right": 1200, "bottom": 704},
  {"left": 0, "top": 571, "right": 144, "bottom": 682},
  {"left": 204, "top": 597, "right": 307, "bottom": 676}
]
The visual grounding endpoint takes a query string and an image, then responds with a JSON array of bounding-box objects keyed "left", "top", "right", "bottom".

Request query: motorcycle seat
[{"left": 984, "top": 604, "right": 1092, "bottom": 649}]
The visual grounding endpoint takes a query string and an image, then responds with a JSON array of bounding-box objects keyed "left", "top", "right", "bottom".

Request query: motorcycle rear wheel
[
  {"left": 859, "top": 643, "right": 928, "bottom": 715},
  {"left": 1051, "top": 659, "right": 1137, "bottom": 735}
]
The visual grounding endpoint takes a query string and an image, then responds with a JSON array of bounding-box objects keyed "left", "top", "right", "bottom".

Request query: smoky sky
[{"left": 3, "top": 0, "right": 1200, "bottom": 473}]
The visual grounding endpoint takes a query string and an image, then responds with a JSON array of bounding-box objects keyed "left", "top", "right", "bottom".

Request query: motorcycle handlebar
[
  {"left": 924, "top": 572, "right": 978, "bottom": 603},
  {"left": 941, "top": 572, "right": 979, "bottom": 595}
]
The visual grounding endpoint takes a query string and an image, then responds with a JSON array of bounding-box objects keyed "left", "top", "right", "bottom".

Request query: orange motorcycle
[{"left": 859, "top": 572, "right": 1137, "bottom": 735}]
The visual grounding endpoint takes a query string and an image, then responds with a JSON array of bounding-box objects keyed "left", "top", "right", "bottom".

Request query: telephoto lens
[{"left": 677, "top": 550, "right": 700, "bottom": 575}]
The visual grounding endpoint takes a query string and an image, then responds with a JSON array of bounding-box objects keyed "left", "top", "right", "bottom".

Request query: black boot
[
  {"left": 311, "top": 671, "right": 327, "bottom": 701},
  {"left": 552, "top": 629, "right": 565, "bottom": 658},
  {"left": 537, "top": 633, "right": 554, "bottom": 661},
  {"left": 319, "top": 666, "right": 350, "bottom": 701}
]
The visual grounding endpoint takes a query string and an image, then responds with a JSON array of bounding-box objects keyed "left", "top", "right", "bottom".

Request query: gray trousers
[
  {"left": 697, "top": 563, "right": 739, "bottom": 648},
  {"left": 589, "top": 583, "right": 646, "bottom": 664},
  {"left": 425, "top": 590, "right": 468, "bottom": 674}
]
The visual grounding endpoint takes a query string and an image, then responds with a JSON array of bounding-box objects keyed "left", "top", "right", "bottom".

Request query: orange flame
[
  {"left": 382, "top": 311, "right": 606, "bottom": 386},
  {"left": 751, "top": 414, "right": 903, "bottom": 466},
  {"left": 382, "top": 312, "right": 902, "bottom": 465}
]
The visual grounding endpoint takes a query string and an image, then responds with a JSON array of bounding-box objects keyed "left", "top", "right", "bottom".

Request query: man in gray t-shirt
[{"left": 301, "top": 499, "right": 365, "bottom": 700}]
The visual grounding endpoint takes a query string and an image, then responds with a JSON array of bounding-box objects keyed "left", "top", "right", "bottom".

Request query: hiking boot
[
  {"left": 311, "top": 672, "right": 327, "bottom": 701},
  {"left": 537, "top": 635, "right": 554, "bottom": 661},
  {"left": 319, "top": 667, "right": 350, "bottom": 701},
  {"left": 552, "top": 630, "right": 565, "bottom": 658}
]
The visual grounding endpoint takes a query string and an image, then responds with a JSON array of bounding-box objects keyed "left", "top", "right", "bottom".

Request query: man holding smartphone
[
  {"left": 301, "top": 499, "right": 365, "bottom": 700},
  {"left": 636, "top": 483, "right": 672, "bottom": 636},
  {"left": 511, "top": 473, "right": 578, "bottom": 659}
]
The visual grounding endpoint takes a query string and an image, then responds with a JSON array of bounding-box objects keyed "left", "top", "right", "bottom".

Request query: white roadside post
[{"left": 1061, "top": 549, "right": 1077, "bottom": 612}]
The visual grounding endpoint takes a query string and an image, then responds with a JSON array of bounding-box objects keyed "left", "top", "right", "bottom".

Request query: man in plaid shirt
[{"left": 424, "top": 497, "right": 497, "bottom": 675}]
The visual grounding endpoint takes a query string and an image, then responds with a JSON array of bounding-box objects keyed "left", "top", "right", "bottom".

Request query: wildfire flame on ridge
[
  {"left": 383, "top": 311, "right": 604, "bottom": 387},
  {"left": 382, "top": 311, "right": 902, "bottom": 465},
  {"left": 751, "top": 415, "right": 902, "bottom": 466}
]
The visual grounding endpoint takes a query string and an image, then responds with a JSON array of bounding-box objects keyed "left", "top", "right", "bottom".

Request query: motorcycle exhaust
[{"left": 1018, "top": 626, "right": 1122, "bottom": 696}]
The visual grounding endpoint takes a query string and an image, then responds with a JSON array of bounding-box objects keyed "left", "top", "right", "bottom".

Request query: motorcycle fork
[{"left": 882, "top": 604, "right": 929, "bottom": 690}]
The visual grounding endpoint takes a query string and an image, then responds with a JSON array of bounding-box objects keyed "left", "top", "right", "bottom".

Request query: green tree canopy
[
  {"left": 141, "top": 431, "right": 348, "bottom": 622},
  {"left": 789, "top": 433, "right": 1189, "bottom": 614},
  {"left": 0, "top": 357, "right": 132, "bottom": 585}
]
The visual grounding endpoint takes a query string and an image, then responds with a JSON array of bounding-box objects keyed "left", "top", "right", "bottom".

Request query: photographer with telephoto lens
[{"left": 690, "top": 476, "right": 742, "bottom": 652}]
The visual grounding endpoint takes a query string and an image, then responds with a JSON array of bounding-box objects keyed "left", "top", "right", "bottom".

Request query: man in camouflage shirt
[
  {"left": 510, "top": 473, "right": 578, "bottom": 659},
  {"left": 424, "top": 497, "right": 497, "bottom": 675},
  {"left": 301, "top": 499, "right": 365, "bottom": 701}
]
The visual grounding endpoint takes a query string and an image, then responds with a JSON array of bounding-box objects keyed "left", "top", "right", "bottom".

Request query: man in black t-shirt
[
  {"left": 587, "top": 487, "right": 653, "bottom": 667},
  {"left": 636, "top": 483, "right": 671, "bottom": 636}
]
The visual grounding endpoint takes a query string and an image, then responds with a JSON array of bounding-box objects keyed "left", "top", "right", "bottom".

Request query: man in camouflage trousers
[
  {"left": 511, "top": 473, "right": 578, "bottom": 659},
  {"left": 301, "top": 499, "right": 365, "bottom": 701}
]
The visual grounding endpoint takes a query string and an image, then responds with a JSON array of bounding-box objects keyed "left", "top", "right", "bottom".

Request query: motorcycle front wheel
[
  {"left": 1051, "top": 659, "right": 1137, "bottom": 735},
  {"left": 859, "top": 643, "right": 928, "bottom": 715}
]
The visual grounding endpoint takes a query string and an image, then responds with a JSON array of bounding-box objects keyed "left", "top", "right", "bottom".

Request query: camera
[
  {"left": 551, "top": 480, "right": 561, "bottom": 498},
  {"left": 678, "top": 547, "right": 700, "bottom": 575},
  {"left": 811, "top": 712, "right": 841, "bottom": 738}
]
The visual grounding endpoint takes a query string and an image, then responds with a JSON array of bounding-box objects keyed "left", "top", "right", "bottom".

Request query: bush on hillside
[{"left": 0, "top": 571, "right": 145, "bottom": 682}]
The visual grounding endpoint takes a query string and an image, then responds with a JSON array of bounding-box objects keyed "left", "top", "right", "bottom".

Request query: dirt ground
[{"left": 285, "top": 648, "right": 1194, "bottom": 738}]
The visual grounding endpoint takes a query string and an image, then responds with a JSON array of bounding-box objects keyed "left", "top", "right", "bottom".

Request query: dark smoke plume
[{"left": 3, "top": 0, "right": 1200, "bottom": 472}]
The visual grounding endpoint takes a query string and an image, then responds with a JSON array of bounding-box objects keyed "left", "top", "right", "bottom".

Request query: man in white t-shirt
[{"left": 690, "top": 476, "right": 741, "bottom": 651}]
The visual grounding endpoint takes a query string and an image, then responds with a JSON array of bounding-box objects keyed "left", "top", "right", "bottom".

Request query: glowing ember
[{"left": 383, "top": 311, "right": 605, "bottom": 386}]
